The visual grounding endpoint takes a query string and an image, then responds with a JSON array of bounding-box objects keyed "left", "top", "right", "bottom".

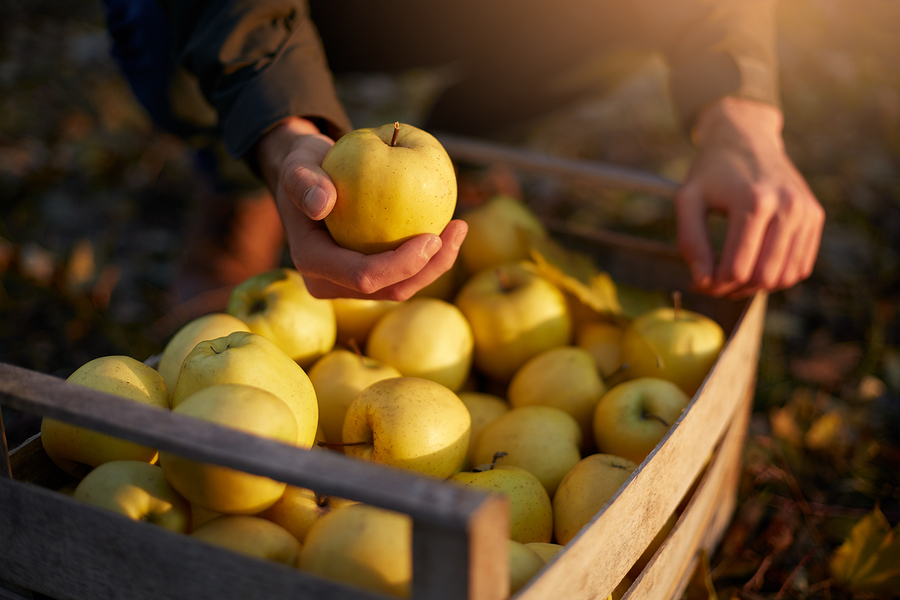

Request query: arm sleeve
[
  {"left": 158, "top": 0, "right": 352, "bottom": 159},
  {"left": 636, "top": 0, "right": 781, "bottom": 131}
]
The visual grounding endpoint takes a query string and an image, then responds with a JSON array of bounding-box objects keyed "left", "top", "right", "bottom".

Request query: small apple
[
  {"left": 227, "top": 268, "right": 336, "bottom": 369},
  {"left": 507, "top": 346, "right": 606, "bottom": 450},
  {"left": 299, "top": 503, "right": 412, "bottom": 599},
  {"left": 41, "top": 355, "right": 169, "bottom": 477},
  {"left": 173, "top": 331, "right": 318, "bottom": 448},
  {"left": 257, "top": 486, "right": 357, "bottom": 544},
  {"left": 307, "top": 348, "right": 401, "bottom": 451},
  {"left": 322, "top": 121, "right": 457, "bottom": 255},
  {"left": 73, "top": 460, "right": 190, "bottom": 533},
  {"left": 575, "top": 320, "right": 625, "bottom": 378},
  {"left": 552, "top": 453, "right": 638, "bottom": 545},
  {"left": 331, "top": 297, "right": 400, "bottom": 347},
  {"left": 159, "top": 384, "right": 298, "bottom": 514},
  {"left": 458, "top": 194, "right": 547, "bottom": 276},
  {"left": 342, "top": 377, "right": 470, "bottom": 479},
  {"left": 457, "top": 391, "right": 510, "bottom": 470},
  {"left": 190, "top": 515, "right": 302, "bottom": 567},
  {"left": 366, "top": 297, "right": 473, "bottom": 392},
  {"left": 472, "top": 405, "right": 582, "bottom": 497},
  {"left": 618, "top": 303, "right": 725, "bottom": 396},
  {"left": 449, "top": 460, "right": 551, "bottom": 544},
  {"left": 508, "top": 539, "right": 545, "bottom": 594},
  {"left": 592, "top": 377, "right": 691, "bottom": 465},
  {"left": 455, "top": 261, "right": 572, "bottom": 382},
  {"left": 525, "top": 542, "right": 563, "bottom": 564}
]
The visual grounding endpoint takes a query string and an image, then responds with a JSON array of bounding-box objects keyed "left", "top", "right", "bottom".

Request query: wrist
[
  {"left": 692, "top": 97, "right": 784, "bottom": 152},
  {"left": 256, "top": 116, "right": 330, "bottom": 189}
]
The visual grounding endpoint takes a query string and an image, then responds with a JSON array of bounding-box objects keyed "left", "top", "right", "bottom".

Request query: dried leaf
[{"left": 829, "top": 506, "right": 900, "bottom": 594}]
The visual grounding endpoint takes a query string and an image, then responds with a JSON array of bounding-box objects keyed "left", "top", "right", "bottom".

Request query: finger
[
  {"left": 378, "top": 220, "right": 469, "bottom": 301},
  {"left": 282, "top": 139, "right": 337, "bottom": 220},
  {"left": 708, "top": 193, "right": 774, "bottom": 297},
  {"left": 675, "top": 184, "right": 714, "bottom": 291}
]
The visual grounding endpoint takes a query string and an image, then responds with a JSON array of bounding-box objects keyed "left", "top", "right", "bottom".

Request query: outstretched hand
[
  {"left": 256, "top": 116, "right": 468, "bottom": 300},
  {"left": 676, "top": 97, "right": 825, "bottom": 299}
]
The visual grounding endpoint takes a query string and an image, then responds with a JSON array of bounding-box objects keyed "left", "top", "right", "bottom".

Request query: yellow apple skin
[
  {"left": 331, "top": 297, "right": 400, "bottom": 347},
  {"left": 455, "top": 261, "right": 572, "bottom": 382},
  {"left": 157, "top": 313, "right": 250, "bottom": 404},
  {"left": 190, "top": 504, "right": 223, "bottom": 530},
  {"left": 42, "top": 355, "right": 169, "bottom": 477},
  {"left": 552, "top": 453, "right": 638, "bottom": 545},
  {"left": 525, "top": 542, "right": 563, "bottom": 564},
  {"left": 448, "top": 465, "right": 551, "bottom": 544},
  {"left": 592, "top": 377, "right": 691, "bottom": 465},
  {"left": 472, "top": 406, "right": 582, "bottom": 498},
  {"left": 619, "top": 307, "right": 725, "bottom": 396},
  {"left": 343, "top": 377, "right": 470, "bottom": 479},
  {"left": 576, "top": 320, "right": 625, "bottom": 378},
  {"left": 459, "top": 194, "right": 547, "bottom": 276},
  {"left": 322, "top": 121, "right": 457, "bottom": 255},
  {"left": 173, "top": 331, "right": 318, "bottom": 448},
  {"left": 509, "top": 539, "right": 545, "bottom": 594},
  {"left": 227, "top": 268, "right": 336, "bottom": 369},
  {"left": 73, "top": 460, "right": 190, "bottom": 533},
  {"left": 457, "top": 391, "right": 510, "bottom": 471},
  {"left": 308, "top": 349, "right": 401, "bottom": 451},
  {"left": 507, "top": 346, "right": 607, "bottom": 450},
  {"left": 190, "top": 515, "right": 302, "bottom": 567},
  {"left": 257, "top": 486, "right": 357, "bottom": 544},
  {"left": 160, "top": 384, "right": 298, "bottom": 514},
  {"left": 299, "top": 504, "right": 412, "bottom": 599},
  {"left": 366, "top": 298, "right": 474, "bottom": 392}
]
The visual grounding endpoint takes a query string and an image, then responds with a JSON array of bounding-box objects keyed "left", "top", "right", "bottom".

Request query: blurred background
[{"left": 2, "top": 0, "right": 899, "bottom": 597}]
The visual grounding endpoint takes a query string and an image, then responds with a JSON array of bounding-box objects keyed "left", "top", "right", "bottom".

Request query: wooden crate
[{"left": 0, "top": 228, "right": 766, "bottom": 600}]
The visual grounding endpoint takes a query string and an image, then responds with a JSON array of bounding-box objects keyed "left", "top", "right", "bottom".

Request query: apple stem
[
  {"left": 390, "top": 121, "right": 400, "bottom": 147},
  {"left": 673, "top": 291, "right": 682, "bottom": 321},
  {"left": 642, "top": 412, "right": 670, "bottom": 428},
  {"left": 491, "top": 451, "right": 508, "bottom": 467},
  {"left": 348, "top": 338, "right": 364, "bottom": 361}
]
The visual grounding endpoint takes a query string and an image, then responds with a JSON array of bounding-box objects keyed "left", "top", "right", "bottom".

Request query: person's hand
[
  {"left": 675, "top": 97, "right": 824, "bottom": 299},
  {"left": 256, "top": 116, "right": 468, "bottom": 300}
]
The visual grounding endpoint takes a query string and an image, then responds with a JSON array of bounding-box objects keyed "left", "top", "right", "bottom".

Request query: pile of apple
[{"left": 39, "top": 123, "right": 727, "bottom": 599}]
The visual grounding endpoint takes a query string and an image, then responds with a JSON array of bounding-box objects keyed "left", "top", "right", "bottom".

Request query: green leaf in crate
[{"left": 829, "top": 505, "right": 900, "bottom": 595}]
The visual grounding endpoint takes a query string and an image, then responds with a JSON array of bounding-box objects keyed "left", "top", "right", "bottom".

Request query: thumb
[
  {"left": 282, "top": 152, "right": 337, "bottom": 221},
  {"left": 675, "top": 184, "right": 714, "bottom": 289}
]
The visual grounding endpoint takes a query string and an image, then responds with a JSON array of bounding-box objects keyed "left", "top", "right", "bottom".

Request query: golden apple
[
  {"left": 41, "top": 355, "right": 169, "bottom": 477},
  {"left": 507, "top": 346, "right": 606, "bottom": 449},
  {"left": 575, "top": 320, "right": 625, "bottom": 378},
  {"left": 257, "top": 486, "right": 357, "bottom": 544},
  {"left": 73, "top": 460, "right": 190, "bottom": 533},
  {"left": 455, "top": 261, "right": 572, "bottom": 382},
  {"left": 227, "top": 268, "right": 336, "bottom": 369},
  {"left": 159, "top": 384, "right": 298, "bottom": 514},
  {"left": 331, "top": 297, "right": 399, "bottom": 347},
  {"left": 172, "top": 331, "right": 318, "bottom": 448},
  {"left": 552, "top": 453, "right": 637, "bottom": 545},
  {"left": 472, "top": 405, "right": 582, "bottom": 497},
  {"left": 592, "top": 377, "right": 691, "bottom": 465},
  {"left": 299, "top": 503, "right": 412, "bottom": 598},
  {"left": 157, "top": 313, "right": 250, "bottom": 404},
  {"left": 190, "top": 515, "right": 302, "bottom": 567},
  {"left": 508, "top": 539, "right": 545, "bottom": 594},
  {"left": 619, "top": 306, "right": 725, "bottom": 396},
  {"left": 457, "top": 391, "right": 510, "bottom": 470},
  {"left": 458, "top": 194, "right": 547, "bottom": 275},
  {"left": 307, "top": 349, "right": 401, "bottom": 450},
  {"left": 448, "top": 463, "right": 552, "bottom": 544},
  {"left": 322, "top": 121, "right": 457, "bottom": 254},
  {"left": 343, "top": 377, "right": 470, "bottom": 479},
  {"left": 366, "top": 297, "right": 473, "bottom": 392},
  {"left": 525, "top": 542, "right": 563, "bottom": 564}
]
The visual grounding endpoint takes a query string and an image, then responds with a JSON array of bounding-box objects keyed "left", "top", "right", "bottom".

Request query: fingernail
[
  {"left": 422, "top": 235, "right": 442, "bottom": 258},
  {"left": 303, "top": 186, "right": 329, "bottom": 219}
]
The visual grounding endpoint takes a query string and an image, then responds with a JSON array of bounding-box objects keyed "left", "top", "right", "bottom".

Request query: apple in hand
[
  {"left": 190, "top": 515, "right": 302, "bottom": 567},
  {"left": 455, "top": 261, "right": 572, "bottom": 382},
  {"left": 552, "top": 453, "right": 638, "bottom": 545},
  {"left": 592, "top": 377, "right": 691, "bottom": 465},
  {"left": 619, "top": 304, "right": 725, "bottom": 396},
  {"left": 227, "top": 268, "right": 336, "bottom": 369},
  {"left": 257, "top": 486, "right": 357, "bottom": 544},
  {"left": 342, "top": 377, "right": 470, "bottom": 479},
  {"left": 173, "top": 331, "right": 318, "bottom": 448},
  {"left": 449, "top": 461, "right": 552, "bottom": 544},
  {"left": 472, "top": 405, "right": 582, "bottom": 497},
  {"left": 73, "top": 460, "right": 190, "bottom": 533},
  {"left": 299, "top": 503, "right": 412, "bottom": 599},
  {"left": 457, "top": 391, "right": 510, "bottom": 471},
  {"left": 307, "top": 348, "right": 401, "bottom": 449},
  {"left": 157, "top": 313, "right": 250, "bottom": 403},
  {"left": 366, "top": 297, "right": 473, "bottom": 392},
  {"left": 507, "top": 346, "right": 606, "bottom": 450},
  {"left": 331, "top": 297, "right": 399, "bottom": 347},
  {"left": 322, "top": 121, "right": 457, "bottom": 254},
  {"left": 42, "top": 355, "right": 169, "bottom": 477},
  {"left": 458, "top": 194, "right": 547, "bottom": 276},
  {"left": 159, "top": 384, "right": 298, "bottom": 514}
]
